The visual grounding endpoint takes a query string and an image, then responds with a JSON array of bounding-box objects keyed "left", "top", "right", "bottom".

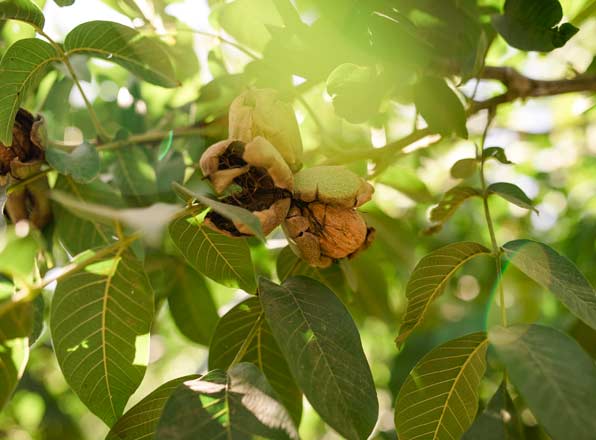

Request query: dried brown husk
[
  {"left": 199, "top": 137, "right": 294, "bottom": 237},
  {"left": 0, "top": 109, "right": 51, "bottom": 229}
]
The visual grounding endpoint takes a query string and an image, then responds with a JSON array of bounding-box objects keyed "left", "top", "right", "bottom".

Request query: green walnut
[
  {"left": 283, "top": 165, "right": 375, "bottom": 268},
  {"left": 292, "top": 165, "right": 374, "bottom": 208},
  {"left": 199, "top": 136, "right": 293, "bottom": 237},
  {"left": 228, "top": 89, "right": 303, "bottom": 172}
]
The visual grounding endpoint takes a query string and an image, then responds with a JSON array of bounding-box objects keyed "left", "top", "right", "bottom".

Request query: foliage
[{"left": 0, "top": 0, "right": 595, "bottom": 439}]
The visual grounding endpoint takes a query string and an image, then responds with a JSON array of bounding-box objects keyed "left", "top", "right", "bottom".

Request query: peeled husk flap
[
  {"left": 228, "top": 89, "right": 303, "bottom": 172},
  {"left": 199, "top": 137, "right": 293, "bottom": 194}
]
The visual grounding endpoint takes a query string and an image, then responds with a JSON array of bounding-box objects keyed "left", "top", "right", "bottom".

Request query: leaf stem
[
  {"left": 478, "top": 110, "right": 507, "bottom": 327},
  {"left": 97, "top": 126, "right": 210, "bottom": 150},
  {"left": 37, "top": 29, "right": 110, "bottom": 142},
  {"left": 229, "top": 313, "right": 263, "bottom": 368}
]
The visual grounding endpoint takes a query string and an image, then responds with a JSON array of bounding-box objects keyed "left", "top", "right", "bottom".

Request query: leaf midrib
[
  {"left": 198, "top": 225, "right": 254, "bottom": 290},
  {"left": 278, "top": 282, "right": 357, "bottom": 439},
  {"left": 101, "top": 250, "right": 122, "bottom": 422},
  {"left": 432, "top": 339, "right": 488, "bottom": 439},
  {"left": 400, "top": 245, "right": 489, "bottom": 341}
]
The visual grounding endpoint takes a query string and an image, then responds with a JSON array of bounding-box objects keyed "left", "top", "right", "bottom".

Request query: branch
[
  {"left": 333, "top": 66, "right": 596, "bottom": 166},
  {"left": 473, "top": 66, "right": 596, "bottom": 111}
]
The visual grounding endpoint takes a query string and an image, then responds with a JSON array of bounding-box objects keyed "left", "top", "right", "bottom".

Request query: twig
[{"left": 0, "top": 233, "right": 141, "bottom": 316}]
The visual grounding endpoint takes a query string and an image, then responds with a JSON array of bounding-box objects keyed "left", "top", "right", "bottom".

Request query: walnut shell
[{"left": 283, "top": 202, "right": 374, "bottom": 268}]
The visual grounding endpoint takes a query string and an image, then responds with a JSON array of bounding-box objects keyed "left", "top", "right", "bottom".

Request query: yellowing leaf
[
  {"left": 50, "top": 251, "right": 154, "bottom": 426},
  {"left": 396, "top": 242, "right": 490, "bottom": 347},
  {"left": 395, "top": 332, "right": 488, "bottom": 440}
]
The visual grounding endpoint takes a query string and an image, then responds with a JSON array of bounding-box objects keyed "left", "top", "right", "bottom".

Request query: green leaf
[
  {"left": 0, "top": 224, "right": 40, "bottom": 282},
  {"left": 482, "top": 147, "right": 512, "bottom": 165},
  {"left": 259, "top": 276, "right": 378, "bottom": 440},
  {"left": 111, "top": 146, "right": 157, "bottom": 207},
  {"left": 450, "top": 158, "right": 478, "bottom": 179},
  {"left": 155, "top": 363, "right": 299, "bottom": 440},
  {"left": 64, "top": 20, "right": 178, "bottom": 88},
  {"left": 106, "top": 375, "right": 198, "bottom": 440},
  {"left": 173, "top": 182, "right": 265, "bottom": 240},
  {"left": 396, "top": 242, "right": 491, "bottom": 347},
  {"left": 53, "top": 176, "right": 122, "bottom": 255},
  {"left": 213, "top": 0, "right": 282, "bottom": 52},
  {"left": 0, "top": 289, "right": 33, "bottom": 344},
  {"left": 50, "top": 251, "right": 154, "bottom": 426},
  {"left": 492, "top": 0, "right": 579, "bottom": 52},
  {"left": 427, "top": 186, "right": 481, "bottom": 232},
  {"left": 0, "top": 337, "right": 28, "bottom": 410},
  {"left": 276, "top": 246, "right": 348, "bottom": 299},
  {"left": 0, "top": 278, "right": 30, "bottom": 410},
  {"left": 487, "top": 182, "right": 536, "bottom": 212},
  {"left": 52, "top": 190, "right": 180, "bottom": 247},
  {"left": 169, "top": 213, "right": 257, "bottom": 293},
  {"left": 156, "top": 150, "right": 185, "bottom": 204},
  {"left": 490, "top": 324, "right": 596, "bottom": 440},
  {"left": 377, "top": 165, "right": 434, "bottom": 203},
  {"left": 394, "top": 333, "right": 489, "bottom": 440},
  {"left": 462, "top": 381, "right": 523, "bottom": 440},
  {"left": 414, "top": 76, "right": 468, "bottom": 138},
  {"left": 167, "top": 265, "right": 218, "bottom": 346},
  {"left": 0, "top": 0, "right": 45, "bottom": 29},
  {"left": 503, "top": 240, "right": 596, "bottom": 329},
  {"left": 208, "top": 297, "right": 302, "bottom": 425},
  {"left": 54, "top": 0, "right": 75, "bottom": 5},
  {"left": 326, "top": 63, "right": 384, "bottom": 123},
  {"left": 0, "top": 38, "right": 59, "bottom": 145},
  {"left": 46, "top": 143, "right": 100, "bottom": 183}
]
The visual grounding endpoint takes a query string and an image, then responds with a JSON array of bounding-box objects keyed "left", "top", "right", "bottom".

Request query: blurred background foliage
[{"left": 0, "top": 0, "right": 595, "bottom": 438}]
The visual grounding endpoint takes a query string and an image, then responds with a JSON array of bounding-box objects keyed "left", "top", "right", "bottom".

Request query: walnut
[
  {"left": 1, "top": 109, "right": 51, "bottom": 229},
  {"left": 228, "top": 89, "right": 303, "bottom": 172},
  {"left": 282, "top": 166, "right": 375, "bottom": 267},
  {"left": 199, "top": 136, "right": 293, "bottom": 237}
]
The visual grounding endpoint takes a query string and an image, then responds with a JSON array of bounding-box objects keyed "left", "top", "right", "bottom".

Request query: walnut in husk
[
  {"left": 228, "top": 89, "right": 303, "bottom": 172},
  {"left": 0, "top": 109, "right": 51, "bottom": 229},
  {"left": 199, "top": 136, "right": 293, "bottom": 237},
  {"left": 282, "top": 166, "right": 375, "bottom": 268}
]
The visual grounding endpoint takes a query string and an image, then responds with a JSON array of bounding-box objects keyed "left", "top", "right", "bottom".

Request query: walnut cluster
[{"left": 200, "top": 89, "right": 375, "bottom": 267}]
